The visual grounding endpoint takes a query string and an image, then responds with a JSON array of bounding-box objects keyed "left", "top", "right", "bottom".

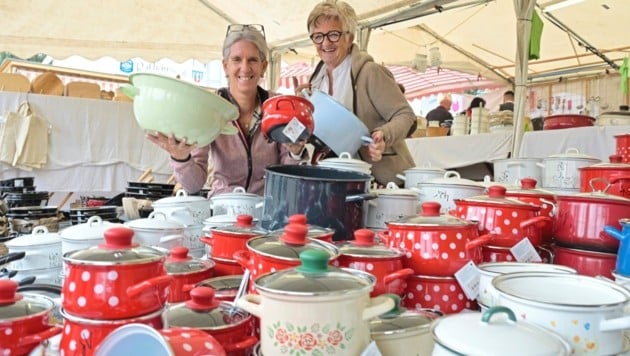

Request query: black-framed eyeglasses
[
  {"left": 226, "top": 24, "right": 266, "bottom": 39},
  {"left": 309, "top": 30, "right": 349, "bottom": 44}
]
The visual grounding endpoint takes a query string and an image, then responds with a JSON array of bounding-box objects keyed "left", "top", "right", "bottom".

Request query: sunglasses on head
[{"left": 225, "top": 24, "right": 266, "bottom": 39}]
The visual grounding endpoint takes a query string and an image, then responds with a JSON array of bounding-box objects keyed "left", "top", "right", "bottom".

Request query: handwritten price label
[
  {"left": 454, "top": 261, "right": 481, "bottom": 300},
  {"left": 282, "top": 117, "right": 306, "bottom": 143},
  {"left": 510, "top": 238, "right": 542, "bottom": 263}
]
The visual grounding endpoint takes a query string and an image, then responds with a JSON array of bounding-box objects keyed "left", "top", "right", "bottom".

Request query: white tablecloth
[{"left": 0, "top": 92, "right": 171, "bottom": 193}]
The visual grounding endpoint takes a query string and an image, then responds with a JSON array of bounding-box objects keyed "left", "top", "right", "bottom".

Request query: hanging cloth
[
  {"left": 620, "top": 56, "right": 628, "bottom": 94},
  {"left": 529, "top": 10, "right": 544, "bottom": 60}
]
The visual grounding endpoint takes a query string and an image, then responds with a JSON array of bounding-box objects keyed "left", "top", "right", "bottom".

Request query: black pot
[{"left": 262, "top": 164, "right": 374, "bottom": 241}]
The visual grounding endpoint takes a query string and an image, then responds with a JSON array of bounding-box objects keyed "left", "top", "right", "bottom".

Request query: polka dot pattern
[{"left": 401, "top": 277, "right": 476, "bottom": 315}]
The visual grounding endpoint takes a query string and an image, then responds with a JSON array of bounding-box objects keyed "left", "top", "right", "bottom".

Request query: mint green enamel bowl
[{"left": 120, "top": 73, "right": 239, "bottom": 146}]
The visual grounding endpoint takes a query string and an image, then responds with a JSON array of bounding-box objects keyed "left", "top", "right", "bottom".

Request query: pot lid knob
[
  {"left": 279, "top": 223, "right": 308, "bottom": 246},
  {"left": 487, "top": 185, "right": 507, "bottom": 198},
  {"left": 520, "top": 178, "right": 538, "bottom": 189},
  {"left": 99, "top": 226, "right": 138, "bottom": 250},
  {"left": 352, "top": 229, "right": 376, "bottom": 247},
  {"left": 235, "top": 214, "right": 254, "bottom": 227},
  {"left": 609, "top": 154, "right": 623, "bottom": 163},
  {"left": 377, "top": 294, "right": 406, "bottom": 319},
  {"left": 295, "top": 249, "right": 330, "bottom": 274},
  {"left": 0, "top": 280, "right": 23, "bottom": 305},
  {"left": 288, "top": 214, "right": 308, "bottom": 225},
  {"left": 420, "top": 201, "right": 442, "bottom": 216},
  {"left": 185, "top": 286, "right": 221, "bottom": 311},
  {"left": 168, "top": 246, "right": 191, "bottom": 262}
]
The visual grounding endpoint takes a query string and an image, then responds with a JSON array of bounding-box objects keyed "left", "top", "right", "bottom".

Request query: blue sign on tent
[{"left": 120, "top": 60, "right": 134, "bottom": 73}]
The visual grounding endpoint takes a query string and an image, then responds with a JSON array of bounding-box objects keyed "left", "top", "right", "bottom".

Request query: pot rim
[
  {"left": 476, "top": 262, "right": 576, "bottom": 276},
  {"left": 254, "top": 267, "right": 375, "bottom": 297},
  {"left": 0, "top": 292, "right": 55, "bottom": 323},
  {"left": 63, "top": 254, "right": 165, "bottom": 266},
  {"left": 454, "top": 198, "right": 539, "bottom": 211},
  {"left": 60, "top": 306, "right": 163, "bottom": 325}
]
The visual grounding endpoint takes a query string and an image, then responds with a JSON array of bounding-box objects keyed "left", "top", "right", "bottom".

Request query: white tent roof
[{"left": 0, "top": 0, "right": 627, "bottom": 83}]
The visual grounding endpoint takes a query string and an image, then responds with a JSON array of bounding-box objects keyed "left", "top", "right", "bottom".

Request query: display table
[{"left": 0, "top": 92, "right": 171, "bottom": 194}]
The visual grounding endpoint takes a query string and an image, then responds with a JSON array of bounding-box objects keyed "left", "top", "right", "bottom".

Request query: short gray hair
[
  {"left": 307, "top": 0, "right": 358, "bottom": 35},
  {"left": 222, "top": 27, "right": 269, "bottom": 61}
]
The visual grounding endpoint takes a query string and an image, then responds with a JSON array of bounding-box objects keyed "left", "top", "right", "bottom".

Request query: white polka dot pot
[
  {"left": 401, "top": 274, "right": 477, "bottom": 315},
  {"left": 0, "top": 280, "right": 62, "bottom": 355},
  {"left": 62, "top": 226, "right": 172, "bottom": 320},
  {"left": 504, "top": 177, "right": 557, "bottom": 244},
  {"left": 94, "top": 324, "right": 226, "bottom": 356},
  {"left": 453, "top": 185, "right": 551, "bottom": 248},
  {"left": 382, "top": 202, "right": 492, "bottom": 276},
  {"left": 59, "top": 307, "right": 163, "bottom": 355}
]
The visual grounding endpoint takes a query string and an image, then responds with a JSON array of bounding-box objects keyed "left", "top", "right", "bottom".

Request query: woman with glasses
[
  {"left": 298, "top": 0, "right": 417, "bottom": 187},
  {"left": 148, "top": 24, "right": 305, "bottom": 196}
]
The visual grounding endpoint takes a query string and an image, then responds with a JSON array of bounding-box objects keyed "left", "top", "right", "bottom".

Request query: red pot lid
[
  {"left": 196, "top": 275, "right": 243, "bottom": 299},
  {"left": 210, "top": 214, "right": 268, "bottom": 236},
  {"left": 247, "top": 223, "right": 339, "bottom": 260},
  {"left": 0, "top": 280, "right": 54, "bottom": 321},
  {"left": 557, "top": 190, "right": 630, "bottom": 205},
  {"left": 337, "top": 229, "right": 403, "bottom": 258},
  {"left": 389, "top": 201, "right": 476, "bottom": 227},
  {"left": 63, "top": 226, "right": 166, "bottom": 264},
  {"left": 164, "top": 286, "right": 250, "bottom": 329},
  {"left": 505, "top": 178, "right": 556, "bottom": 198},
  {"left": 456, "top": 186, "right": 538, "bottom": 210},
  {"left": 165, "top": 246, "right": 215, "bottom": 274},
  {"left": 269, "top": 214, "right": 335, "bottom": 240},
  {"left": 580, "top": 154, "right": 630, "bottom": 170}
]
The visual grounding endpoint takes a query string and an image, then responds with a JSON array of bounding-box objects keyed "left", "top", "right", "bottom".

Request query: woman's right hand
[
  {"left": 294, "top": 82, "right": 311, "bottom": 97},
  {"left": 146, "top": 132, "right": 196, "bottom": 160}
]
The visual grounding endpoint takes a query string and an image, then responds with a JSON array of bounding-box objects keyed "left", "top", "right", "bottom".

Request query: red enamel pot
[
  {"left": 165, "top": 246, "right": 215, "bottom": 303},
  {"left": 211, "top": 256, "right": 245, "bottom": 277},
  {"left": 616, "top": 134, "right": 630, "bottom": 163},
  {"left": 553, "top": 190, "right": 630, "bottom": 252},
  {"left": 481, "top": 244, "right": 554, "bottom": 264},
  {"left": 552, "top": 245, "right": 616, "bottom": 278},
  {"left": 201, "top": 215, "right": 268, "bottom": 261},
  {"left": 332, "top": 229, "right": 414, "bottom": 297},
  {"left": 164, "top": 287, "right": 257, "bottom": 356},
  {"left": 59, "top": 307, "right": 163, "bottom": 356},
  {"left": 273, "top": 214, "right": 335, "bottom": 243},
  {"left": 542, "top": 114, "right": 595, "bottom": 130},
  {"left": 579, "top": 157, "right": 630, "bottom": 199},
  {"left": 504, "top": 178, "right": 557, "bottom": 244},
  {"left": 0, "top": 280, "right": 62, "bottom": 356},
  {"left": 261, "top": 95, "right": 315, "bottom": 143},
  {"left": 233, "top": 223, "right": 339, "bottom": 294},
  {"left": 62, "top": 226, "right": 173, "bottom": 320},
  {"left": 453, "top": 185, "right": 551, "bottom": 248},
  {"left": 402, "top": 275, "right": 478, "bottom": 315},
  {"left": 382, "top": 202, "right": 492, "bottom": 276},
  {"left": 195, "top": 275, "right": 243, "bottom": 302}
]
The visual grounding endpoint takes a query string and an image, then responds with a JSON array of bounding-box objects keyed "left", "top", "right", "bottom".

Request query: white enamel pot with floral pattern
[
  {"left": 416, "top": 171, "right": 485, "bottom": 214},
  {"left": 210, "top": 187, "right": 264, "bottom": 219},
  {"left": 152, "top": 189, "right": 212, "bottom": 226},
  {"left": 236, "top": 249, "right": 396, "bottom": 356}
]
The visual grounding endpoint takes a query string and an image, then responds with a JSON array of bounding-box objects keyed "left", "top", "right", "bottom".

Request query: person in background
[
  {"left": 464, "top": 96, "right": 487, "bottom": 117},
  {"left": 499, "top": 90, "right": 514, "bottom": 111},
  {"left": 147, "top": 24, "right": 305, "bottom": 197},
  {"left": 296, "top": 0, "right": 417, "bottom": 187},
  {"left": 426, "top": 95, "right": 454, "bottom": 130}
]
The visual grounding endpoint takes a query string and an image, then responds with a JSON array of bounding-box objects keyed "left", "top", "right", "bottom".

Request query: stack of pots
[
  {"left": 366, "top": 182, "right": 420, "bottom": 229},
  {"left": 164, "top": 246, "right": 215, "bottom": 303},
  {"left": 492, "top": 157, "right": 542, "bottom": 185},
  {"left": 152, "top": 189, "right": 213, "bottom": 258},
  {"left": 210, "top": 187, "right": 264, "bottom": 219},
  {"left": 124, "top": 211, "right": 185, "bottom": 252},
  {"left": 537, "top": 148, "right": 601, "bottom": 196},
  {"left": 60, "top": 227, "right": 171, "bottom": 355},
  {"left": 395, "top": 164, "right": 446, "bottom": 190},
  {"left": 201, "top": 214, "right": 268, "bottom": 277},
  {"left": 579, "top": 155, "right": 630, "bottom": 199},
  {"left": 4, "top": 226, "right": 63, "bottom": 285},
  {"left": 414, "top": 171, "right": 485, "bottom": 214},
  {"left": 453, "top": 185, "right": 552, "bottom": 263},
  {"left": 382, "top": 201, "right": 491, "bottom": 314},
  {"left": 551, "top": 188, "right": 630, "bottom": 279}
]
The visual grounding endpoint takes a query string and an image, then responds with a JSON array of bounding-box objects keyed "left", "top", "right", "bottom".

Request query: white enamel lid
[
  {"left": 60, "top": 216, "right": 124, "bottom": 241},
  {"left": 152, "top": 189, "right": 208, "bottom": 206},
  {"left": 6, "top": 226, "right": 61, "bottom": 246},
  {"left": 371, "top": 182, "right": 418, "bottom": 197},
  {"left": 545, "top": 148, "right": 600, "bottom": 161},
  {"left": 421, "top": 171, "right": 483, "bottom": 188},
  {"left": 124, "top": 211, "right": 184, "bottom": 230}
]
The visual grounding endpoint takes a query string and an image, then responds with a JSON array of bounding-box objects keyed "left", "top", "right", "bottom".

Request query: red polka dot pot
[
  {"left": 333, "top": 229, "right": 414, "bottom": 297},
  {"left": 270, "top": 214, "right": 336, "bottom": 243},
  {"left": 233, "top": 223, "right": 339, "bottom": 294},
  {"left": 402, "top": 274, "right": 477, "bottom": 315},
  {"left": 201, "top": 214, "right": 268, "bottom": 261},
  {"left": 59, "top": 307, "right": 163, "bottom": 356},
  {"left": 504, "top": 178, "right": 557, "bottom": 244},
  {"left": 453, "top": 185, "right": 551, "bottom": 248},
  {"left": 0, "top": 280, "right": 62, "bottom": 356},
  {"left": 383, "top": 202, "right": 491, "bottom": 276},
  {"left": 94, "top": 324, "right": 226, "bottom": 356},
  {"left": 481, "top": 244, "right": 554, "bottom": 264},
  {"left": 616, "top": 133, "right": 630, "bottom": 163},
  {"left": 165, "top": 246, "right": 215, "bottom": 303},
  {"left": 195, "top": 275, "right": 243, "bottom": 302},
  {"left": 62, "top": 226, "right": 173, "bottom": 320},
  {"left": 210, "top": 256, "right": 245, "bottom": 277}
]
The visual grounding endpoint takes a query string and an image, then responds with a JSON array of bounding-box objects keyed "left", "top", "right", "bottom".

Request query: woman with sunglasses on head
[
  {"left": 147, "top": 24, "right": 305, "bottom": 197},
  {"left": 297, "top": 0, "right": 417, "bottom": 187}
]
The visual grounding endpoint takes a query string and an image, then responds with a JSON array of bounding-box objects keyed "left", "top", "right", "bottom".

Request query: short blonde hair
[{"left": 307, "top": 1, "right": 358, "bottom": 35}]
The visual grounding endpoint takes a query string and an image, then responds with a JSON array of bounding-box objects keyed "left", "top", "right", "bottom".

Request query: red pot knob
[
  {"left": 0, "top": 280, "right": 22, "bottom": 305},
  {"left": 420, "top": 201, "right": 442, "bottom": 216},
  {"left": 487, "top": 185, "right": 507, "bottom": 198},
  {"left": 288, "top": 214, "right": 308, "bottom": 225},
  {"left": 100, "top": 226, "right": 137, "bottom": 249},
  {"left": 280, "top": 223, "right": 308, "bottom": 246},
  {"left": 168, "top": 246, "right": 191, "bottom": 262},
  {"left": 352, "top": 229, "right": 376, "bottom": 247},
  {"left": 520, "top": 178, "right": 538, "bottom": 189},
  {"left": 185, "top": 286, "right": 221, "bottom": 311},
  {"left": 610, "top": 154, "right": 623, "bottom": 163},
  {"left": 235, "top": 214, "right": 254, "bottom": 227}
]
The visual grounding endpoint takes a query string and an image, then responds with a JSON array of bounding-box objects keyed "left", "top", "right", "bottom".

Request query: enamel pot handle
[
  {"left": 235, "top": 294, "right": 262, "bottom": 318},
  {"left": 18, "top": 326, "right": 62, "bottom": 347},
  {"left": 127, "top": 275, "right": 174, "bottom": 298},
  {"left": 383, "top": 268, "right": 414, "bottom": 284},
  {"left": 200, "top": 235, "right": 214, "bottom": 246},
  {"left": 362, "top": 294, "right": 396, "bottom": 321},
  {"left": 466, "top": 233, "right": 493, "bottom": 250},
  {"left": 377, "top": 230, "right": 390, "bottom": 246},
  {"left": 233, "top": 250, "right": 251, "bottom": 269},
  {"left": 599, "top": 315, "right": 630, "bottom": 332},
  {"left": 395, "top": 174, "right": 407, "bottom": 181},
  {"left": 223, "top": 335, "right": 259, "bottom": 352},
  {"left": 519, "top": 216, "right": 552, "bottom": 229}
]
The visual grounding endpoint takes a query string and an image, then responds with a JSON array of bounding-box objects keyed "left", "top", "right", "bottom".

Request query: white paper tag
[
  {"left": 454, "top": 261, "right": 480, "bottom": 300},
  {"left": 281, "top": 117, "right": 306, "bottom": 143},
  {"left": 360, "top": 341, "right": 383, "bottom": 356},
  {"left": 510, "top": 238, "right": 542, "bottom": 263}
]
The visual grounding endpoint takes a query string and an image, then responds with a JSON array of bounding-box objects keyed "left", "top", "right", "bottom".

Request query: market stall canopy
[{"left": 0, "top": 0, "right": 627, "bottom": 82}]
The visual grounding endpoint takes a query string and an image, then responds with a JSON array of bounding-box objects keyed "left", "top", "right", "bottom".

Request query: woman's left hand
[
  {"left": 368, "top": 130, "right": 386, "bottom": 162},
  {"left": 283, "top": 140, "right": 307, "bottom": 156}
]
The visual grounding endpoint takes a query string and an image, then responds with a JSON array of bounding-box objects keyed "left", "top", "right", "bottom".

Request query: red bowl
[{"left": 543, "top": 114, "right": 595, "bottom": 130}]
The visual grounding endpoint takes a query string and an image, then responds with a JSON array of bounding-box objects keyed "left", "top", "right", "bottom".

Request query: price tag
[
  {"left": 281, "top": 117, "right": 306, "bottom": 143},
  {"left": 510, "top": 238, "right": 542, "bottom": 263},
  {"left": 454, "top": 260, "right": 480, "bottom": 300}
]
